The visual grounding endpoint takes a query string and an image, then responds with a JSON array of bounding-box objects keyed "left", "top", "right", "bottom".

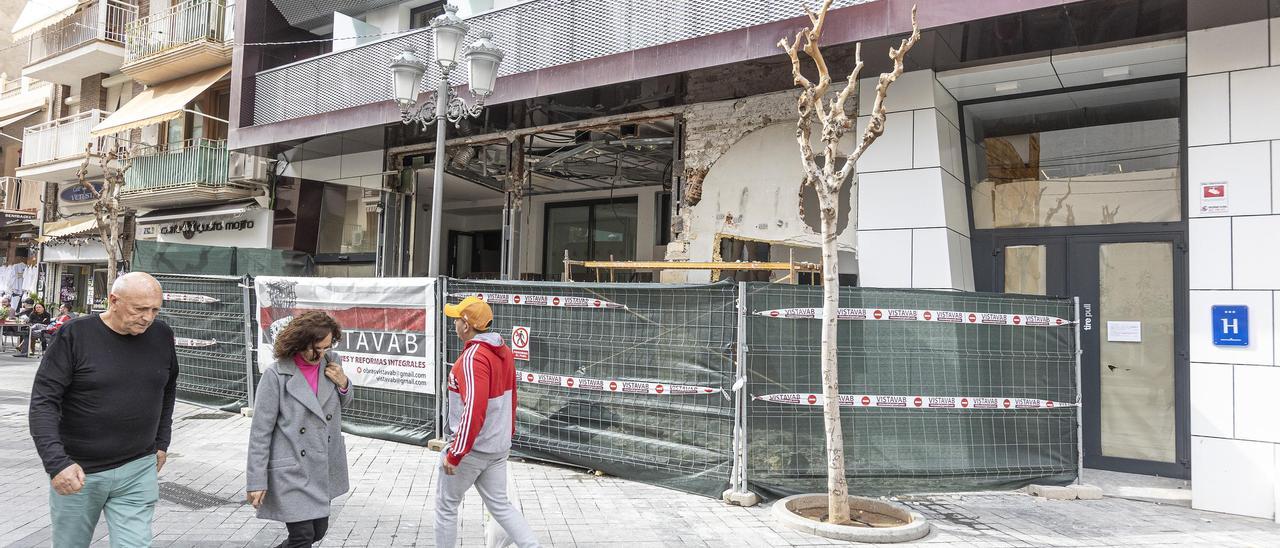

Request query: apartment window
[
  {"left": 543, "top": 198, "right": 637, "bottom": 280},
  {"left": 410, "top": 2, "right": 447, "bottom": 29}
]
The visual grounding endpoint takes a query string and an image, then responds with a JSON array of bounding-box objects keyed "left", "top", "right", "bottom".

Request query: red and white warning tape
[
  {"left": 164, "top": 292, "right": 221, "bottom": 304},
  {"left": 175, "top": 337, "right": 218, "bottom": 348},
  {"left": 454, "top": 292, "right": 626, "bottom": 310},
  {"left": 755, "top": 307, "right": 1071, "bottom": 327},
  {"left": 516, "top": 369, "right": 722, "bottom": 395},
  {"left": 754, "top": 393, "right": 1076, "bottom": 409}
]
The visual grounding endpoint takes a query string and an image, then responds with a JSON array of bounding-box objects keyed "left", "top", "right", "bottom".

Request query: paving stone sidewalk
[{"left": 2, "top": 356, "right": 1278, "bottom": 547}]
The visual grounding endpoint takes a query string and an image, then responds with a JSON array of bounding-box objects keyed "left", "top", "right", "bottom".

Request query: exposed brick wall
[
  {"left": 51, "top": 84, "right": 71, "bottom": 120},
  {"left": 80, "top": 73, "right": 109, "bottom": 111}
]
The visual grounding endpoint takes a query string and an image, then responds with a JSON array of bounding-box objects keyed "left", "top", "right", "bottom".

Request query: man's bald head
[
  {"left": 106, "top": 272, "right": 163, "bottom": 335},
  {"left": 111, "top": 272, "right": 162, "bottom": 299}
]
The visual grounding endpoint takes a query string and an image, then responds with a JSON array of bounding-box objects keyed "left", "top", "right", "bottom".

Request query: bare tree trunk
[
  {"left": 817, "top": 189, "right": 849, "bottom": 523},
  {"left": 778, "top": 1, "right": 919, "bottom": 524}
]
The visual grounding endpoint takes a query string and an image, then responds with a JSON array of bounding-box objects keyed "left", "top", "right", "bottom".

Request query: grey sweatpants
[{"left": 434, "top": 449, "right": 540, "bottom": 548}]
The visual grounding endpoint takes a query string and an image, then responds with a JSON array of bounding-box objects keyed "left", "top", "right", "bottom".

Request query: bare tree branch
[{"left": 836, "top": 6, "right": 921, "bottom": 190}]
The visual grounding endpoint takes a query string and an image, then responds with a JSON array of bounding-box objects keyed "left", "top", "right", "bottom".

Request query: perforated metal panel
[
  {"left": 268, "top": 0, "right": 402, "bottom": 27},
  {"left": 252, "top": 0, "right": 874, "bottom": 125}
]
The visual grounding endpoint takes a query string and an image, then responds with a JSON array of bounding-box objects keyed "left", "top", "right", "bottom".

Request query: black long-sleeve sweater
[{"left": 28, "top": 315, "right": 179, "bottom": 477}]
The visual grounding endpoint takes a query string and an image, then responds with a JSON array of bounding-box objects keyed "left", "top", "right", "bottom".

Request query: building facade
[{"left": 3, "top": 0, "right": 1271, "bottom": 521}]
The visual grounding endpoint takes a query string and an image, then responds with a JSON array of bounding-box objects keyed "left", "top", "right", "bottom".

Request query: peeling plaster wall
[{"left": 668, "top": 70, "right": 973, "bottom": 290}]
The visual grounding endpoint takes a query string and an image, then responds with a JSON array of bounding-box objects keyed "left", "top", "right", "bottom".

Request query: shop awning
[
  {"left": 0, "top": 107, "right": 43, "bottom": 129},
  {"left": 10, "top": 0, "right": 81, "bottom": 40},
  {"left": 43, "top": 218, "right": 100, "bottom": 239},
  {"left": 137, "top": 202, "right": 256, "bottom": 224},
  {"left": 90, "top": 65, "right": 231, "bottom": 137}
]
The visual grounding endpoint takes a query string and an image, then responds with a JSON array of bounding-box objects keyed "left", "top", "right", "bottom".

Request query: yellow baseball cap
[{"left": 444, "top": 296, "right": 493, "bottom": 331}]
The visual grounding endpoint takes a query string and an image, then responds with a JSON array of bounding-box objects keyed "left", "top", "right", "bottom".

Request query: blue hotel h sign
[{"left": 1211, "top": 305, "right": 1249, "bottom": 347}]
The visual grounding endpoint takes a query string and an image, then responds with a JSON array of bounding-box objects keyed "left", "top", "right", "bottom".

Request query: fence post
[
  {"left": 427, "top": 276, "right": 448, "bottom": 452},
  {"left": 1074, "top": 296, "right": 1084, "bottom": 485},
  {"left": 241, "top": 275, "right": 256, "bottom": 415},
  {"left": 723, "top": 281, "right": 759, "bottom": 506}
]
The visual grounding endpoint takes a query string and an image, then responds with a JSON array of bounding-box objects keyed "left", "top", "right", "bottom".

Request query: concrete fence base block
[
  {"left": 427, "top": 439, "right": 447, "bottom": 452},
  {"left": 1071, "top": 484, "right": 1105, "bottom": 500},
  {"left": 772, "top": 494, "right": 930, "bottom": 543},
  {"left": 722, "top": 489, "right": 761, "bottom": 507},
  {"left": 1027, "top": 485, "right": 1078, "bottom": 500},
  {"left": 240, "top": 407, "right": 254, "bottom": 418}
]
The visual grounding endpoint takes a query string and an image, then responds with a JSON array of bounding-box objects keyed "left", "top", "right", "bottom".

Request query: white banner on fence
[
  {"left": 451, "top": 292, "right": 626, "bottom": 310},
  {"left": 754, "top": 307, "right": 1072, "bottom": 327},
  {"left": 255, "top": 277, "right": 437, "bottom": 394},
  {"left": 517, "top": 369, "right": 722, "bottom": 395},
  {"left": 754, "top": 393, "right": 1076, "bottom": 409}
]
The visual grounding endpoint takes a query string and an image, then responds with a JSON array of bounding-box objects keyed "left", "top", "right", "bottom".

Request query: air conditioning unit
[{"left": 229, "top": 151, "right": 271, "bottom": 183}]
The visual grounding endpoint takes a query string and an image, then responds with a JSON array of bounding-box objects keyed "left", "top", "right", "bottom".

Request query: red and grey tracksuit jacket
[{"left": 445, "top": 332, "right": 518, "bottom": 466}]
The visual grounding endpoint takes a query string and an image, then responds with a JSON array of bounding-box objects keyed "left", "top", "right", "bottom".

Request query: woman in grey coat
[{"left": 247, "top": 311, "right": 353, "bottom": 548}]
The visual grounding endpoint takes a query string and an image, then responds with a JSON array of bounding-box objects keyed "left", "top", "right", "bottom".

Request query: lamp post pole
[{"left": 427, "top": 73, "right": 450, "bottom": 278}]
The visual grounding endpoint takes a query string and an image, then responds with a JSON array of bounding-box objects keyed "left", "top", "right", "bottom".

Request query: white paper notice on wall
[
  {"left": 1199, "top": 182, "right": 1228, "bottom": 214},
  {"left": 1107, "top": 321, "right": 1142, "bottom": 343}
]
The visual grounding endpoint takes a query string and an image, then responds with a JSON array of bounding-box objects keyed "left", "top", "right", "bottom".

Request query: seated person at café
[{"left": 14, "top": 303, "right": 52, "bottom": 357}]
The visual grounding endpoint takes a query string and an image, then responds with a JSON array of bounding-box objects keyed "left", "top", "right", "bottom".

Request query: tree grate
[{"left": 159, "top": 482, "right": 233, "bottom": 510}]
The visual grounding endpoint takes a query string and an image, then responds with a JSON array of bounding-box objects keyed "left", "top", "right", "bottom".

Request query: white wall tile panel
[
  {"left": 1187, "top": 20, "right": 1269, "bottom": 76},
  {"left": 1230, "top": 66, "right": 1280, "bottom": 143},
  {"left": 1236, "top": 365, "right": 1280, "bottom": 443},
  {"left": 941, "top": 171, "right": 969, "bottom": 237},
  {"left": 1190, "top": 290, "right": 1275, "bottom": 366},
  {"left": 1233, "top": 216, "right": 1280, "bottom": 289},
  {"left": 911, "top": 228, "right": 953, "bottom": 289},
  {"left": 857, "top": 168, "right": 947, "bottom": 230},
  {"left": 1187, "top": 73, "right": 1230, "bottom": 146},
  {"left": 856, "top": 229, "right": 913, "bottom": 288},
  {"left": 1188, "top": 142, "right": 1272, "bottom": 218},
  {"left": 855, "top": 111, "right": 915, "bottom": 173},
  {"left": 859, "top": 69, "right": 936, "bottom": 116},
  {"left": 1189, "top": 217, "right": 1232, "bottom": 289},
  {"left": 912, "top": 109, "right": 940, "bottom": 170},
  {"left": 1192, "top": 436, "right": 1275, "bottom": 519},
  {"left": 1191, "top": 362, "right": 1234, "bottom": 438},
  {"left": 933, "top": 77, "right": 959, "bottom": 129}
]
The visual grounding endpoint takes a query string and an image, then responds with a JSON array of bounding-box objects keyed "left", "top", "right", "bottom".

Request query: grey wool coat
[{"left": 246, "top": 352, "right": 353, "bottom": 523}]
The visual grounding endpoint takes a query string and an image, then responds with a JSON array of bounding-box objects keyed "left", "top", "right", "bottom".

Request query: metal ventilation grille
[{"left": 253, "top": 0, "right": 874, "bottom": 125}]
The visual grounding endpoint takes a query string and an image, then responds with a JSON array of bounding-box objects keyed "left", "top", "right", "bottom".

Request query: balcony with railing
[
  {"left": 23, "top": 0, "right": 139, "bottom": 85},
  {"left": 17, "top": 110, "right": 106, "bottom": 180},
  {"left": 249, "top": 0, "right": 873, "bottom": 126},
  {"left": 121, "top": 139, "right": 258, "bottom": 208},
  {"left": 123, "top": 0, "right": 232, "bottom": 85},
  {"left": 0, "top": 177, "right": 44, "bottom": 215}
]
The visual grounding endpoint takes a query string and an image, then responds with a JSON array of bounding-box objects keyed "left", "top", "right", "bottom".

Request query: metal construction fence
[{"left": 148, "top": 273, "right": 1080, "bottom": 500}]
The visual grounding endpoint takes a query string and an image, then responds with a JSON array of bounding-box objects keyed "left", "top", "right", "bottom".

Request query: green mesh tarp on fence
[
  {"left": 134, "top": 241, "right": 315, "bottom": 276},
  {"left": 152, "top": 274, "right": 252, "bottom": 412},
  {"left": 445, "top": 279, "right": 738, "bottom": 499},
  {"left": 744, "top": 284, "right": 1079, "bottom": 498}
]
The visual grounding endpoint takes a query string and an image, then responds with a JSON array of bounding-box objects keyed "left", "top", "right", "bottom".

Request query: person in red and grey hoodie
[{"left": 435, "top": 296, "right": 541, "bottom": 548}]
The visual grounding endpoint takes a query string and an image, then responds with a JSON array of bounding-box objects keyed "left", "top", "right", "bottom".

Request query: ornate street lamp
[{"left": 390, "top": 4, "right": 504, "bottom": 277}]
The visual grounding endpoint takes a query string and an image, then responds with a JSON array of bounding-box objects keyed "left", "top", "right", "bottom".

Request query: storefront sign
[
  {"left": 1200, "top": 182, "right": 1228, "bottom": 214},
  {"left": 158, "top": 219, "right": 257, "bottom": 240},
  {"left": 1211, "top": 305, "right": 1248, "bottom": 347},
  {"left": 59, "top": 183, "right": 102, "bottom": 203},
  {"left": 255, "top": 277, "right": 437, "bottom": 394}
]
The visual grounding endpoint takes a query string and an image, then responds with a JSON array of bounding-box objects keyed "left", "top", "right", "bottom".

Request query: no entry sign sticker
[{"left": 512, "top": 326, "right": 531, "bottom": 361}]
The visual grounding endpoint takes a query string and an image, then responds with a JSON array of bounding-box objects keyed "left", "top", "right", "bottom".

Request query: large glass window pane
[
  {"left": 318, "top": 185, "right": 379, "bottom": 254},
  {"left": 1003, "top": 245, "right": 1047, "bottom": 295},
  {"left": 1098, "top": 242, "right": 1176, "bottom": 463},
  {"left": 966, "top": 80, "right": 1181, "bottom": 229},
  {"left": 544, "top": 205, "right": 590, "bottom": 279},
  {"left": 591, "top": 201, "right": 637, "bottom": 262}
]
